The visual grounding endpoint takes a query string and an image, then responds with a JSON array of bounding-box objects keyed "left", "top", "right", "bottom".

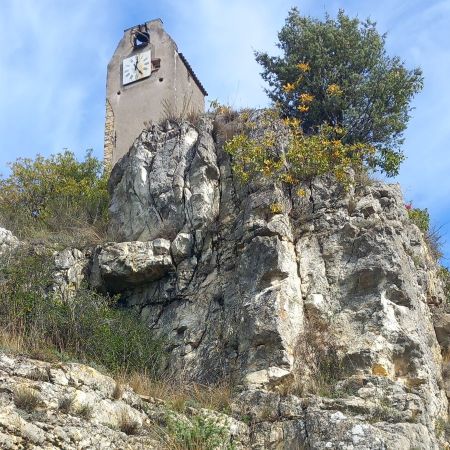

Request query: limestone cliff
[{"left": 3, "top": 117, "right": 449, "bottom": 449}]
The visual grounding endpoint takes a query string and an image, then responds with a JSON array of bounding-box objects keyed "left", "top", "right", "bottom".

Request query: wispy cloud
[
  {"left": 163, "top": 0, "right": 303, "bottom": 108},
  {"left": 0, "top": 0, "right": 114, "bottom": 171}
]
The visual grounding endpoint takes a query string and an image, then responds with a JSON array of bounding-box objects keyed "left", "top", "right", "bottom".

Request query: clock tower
[{"left": 104, "top": 19, "right": 207, "bottom": 168}]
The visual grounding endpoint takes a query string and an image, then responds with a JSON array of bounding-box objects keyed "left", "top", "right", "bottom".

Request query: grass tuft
[
  {"left": 14, "top": 386, "right": 41, "bottom": 412},
  {"left": 117, "top": 409, "right": 141, "bottom": 435},
  {"left": 58, "top": 395, "right": 74, "bottom": 414}
]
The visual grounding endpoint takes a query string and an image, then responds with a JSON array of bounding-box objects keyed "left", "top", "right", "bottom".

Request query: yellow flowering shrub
[
  {"left": 224, "top": 109, "right": 376, "bottom": 192},
  {"left": 270, "top": 202, "right": 283, "bottom": 214},
  {"left": 282, "top": 82, "right": 296, "bottom": 93},
  {"left": 299, "top": 93, "right": 314, "bottom": 104}
]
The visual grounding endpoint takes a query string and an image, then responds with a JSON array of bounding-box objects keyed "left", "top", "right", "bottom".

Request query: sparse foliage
[
  {"left": 75, "top": 403, "right": 94, "bottom": 420},
  {"left": 291, "top": 319, "right": 344, "bottom": 396},
  {"left": 439, "top": 267, "right": 450, "bottom": 304},
  {"left": 255, "top": 8, "right": 423, "bottom": 176},
  {"left": 0, "top": 249, "right": 166, "bottom": 374},
  {"left": 118, "top": 409, "right": 141, "bottom": 435},
  {"left": 58, "top": 395, "right": 75, "bottom": 414}
]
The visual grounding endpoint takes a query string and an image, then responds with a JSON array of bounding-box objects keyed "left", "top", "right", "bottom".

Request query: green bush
[
  {"left": 0, "top": 150, "right": 109, "bottom": 247},
  {"left": 407, "top": 207, "right": 430, "bottom": 233},
  {"left": 224, "top": 109, "right": 375, "bottom": 190},
  {"left": 0, "top": 250, "right": 165, "bottom": 375},
  {"left": 255, "top": 8, "right": 423, "bottom": 177},
  {"left": 166, "top": 414, "right": 233, "bottom": 450}
]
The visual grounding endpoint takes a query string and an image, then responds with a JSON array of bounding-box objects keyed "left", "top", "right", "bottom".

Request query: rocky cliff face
[
  {"left": 3, "top": 117, "right": 449, "bottom": 449},
  {"left": 76, "top": 118, "right": 446, "bottom": 448}
]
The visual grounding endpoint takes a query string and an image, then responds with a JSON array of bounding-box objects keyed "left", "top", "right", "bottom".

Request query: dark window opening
[
  {"left": 152, "top": 58, "right": 161, "bottom": 69},
  {"left": 132, "top": 25, "right": 150, "bottom": 49}
]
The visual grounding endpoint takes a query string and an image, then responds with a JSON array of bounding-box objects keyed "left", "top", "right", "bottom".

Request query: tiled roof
[{"left": 178, "top": 52, "right": 208, "bottom": 97}]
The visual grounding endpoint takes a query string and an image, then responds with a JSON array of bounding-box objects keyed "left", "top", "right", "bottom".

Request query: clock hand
[{"left": 134, "top": 57, "right": 143, "bottom": 74}]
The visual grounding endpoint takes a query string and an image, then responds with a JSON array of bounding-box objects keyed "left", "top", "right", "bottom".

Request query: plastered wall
[{"left": 104, "top": 19, "right": 206, "bottom": 167}]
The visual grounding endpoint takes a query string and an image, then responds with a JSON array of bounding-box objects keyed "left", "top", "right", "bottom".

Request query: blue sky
[{"left": 1, "top": 0, "right": 449, "bottom": 263}]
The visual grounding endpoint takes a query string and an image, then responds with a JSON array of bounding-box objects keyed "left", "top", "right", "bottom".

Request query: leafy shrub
[
  {"left": 255, "top": 8, "right": 423, "bottom": 176},
  {"left": 0, "top": 249, "right": 165, "bottom": 375},
  {"left": 166, "top": 414, "right": 232, "bottom": 450},
  {"left": 0, "top": 150, "right": 109, "bottom": 247},
  {"left": 224, "top": 109, "right": 375, "bottom": 190},
  {"left": 407, "top": 206, "right": 430, "bottom": 233}
]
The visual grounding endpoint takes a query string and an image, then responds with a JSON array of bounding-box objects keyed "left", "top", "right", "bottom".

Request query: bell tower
[{"left": 104, "top": 19, "right": 207, "bottom": 168}]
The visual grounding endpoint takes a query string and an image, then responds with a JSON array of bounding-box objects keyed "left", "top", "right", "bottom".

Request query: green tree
[
  {"left": 0, "top": 150, "right": 109, "bottom": 246},
  {"left": 255, "top": 8, "right": 423, "bottom": 176}
]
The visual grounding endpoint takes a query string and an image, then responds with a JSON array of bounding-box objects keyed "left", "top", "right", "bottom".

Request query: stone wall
[{"left": 103, "top": 99, "right": 114, "bottom": 170}]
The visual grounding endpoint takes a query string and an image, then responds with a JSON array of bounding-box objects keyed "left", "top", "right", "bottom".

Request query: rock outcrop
[
  {"left": 0, "top": 227, "right": 18, "bottom": 257},
  {"left": 3, "top": 118, "right": 448, "bottom": 448},
  {"left": 0, "top": 352, "right": 247, "bottom": 449},
  {"left": 93, "top": 118, "right": 447, "bottom": 448}
]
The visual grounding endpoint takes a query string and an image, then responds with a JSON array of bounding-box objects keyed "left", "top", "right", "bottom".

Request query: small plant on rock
[
  {"left": 112, "top": 382, "right": 124, "bottom": 400},
  {"left": 406, "top": 204, "right": 430, "bottom": 233},
  {"left": 117, "top": 409, "right": 141, "bottom": 435},
  {"left": 58, "top": 395, "right": 74, "bottom": 414},
  {"left": 14, "top": 386, "right": 42, "bottom": 412},
  {"left": 291, "top": 318, "right": 344, "bottom": 397},
  {"left": 75, "top": 403, "right": 93, "bottom": 420},
  {"left": 166, "top": 414, "right": 232, "bottom": 450}
]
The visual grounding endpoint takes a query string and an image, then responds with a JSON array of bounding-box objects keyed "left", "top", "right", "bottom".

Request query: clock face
[{"left": 122, "top": 50, "right": 151, "bottom": 85}]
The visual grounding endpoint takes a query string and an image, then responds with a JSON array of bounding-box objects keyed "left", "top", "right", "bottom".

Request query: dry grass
[
  {"left": 116, "top": 371, "right": 232, "bottom": 414},
  {"left": 291, "top": 318, "right": 344, "bottom": 397},
  {"left": 75, "top": 403, "right": 93, "bottom": 420},
  {"left": 58, "top": 395, "right": 74, "bottom": 414},
  {"left": 14, "top": 386, "right": 42, "bottom": 412},
  {"left": 0, "top": 328, "right": 60, "bottom": 363},
  {"left": 112, "top": 382, "right": 124, "bottom": 400},
  {"left": 0, "top": 328, "right": 25, "bottom": 354},
  {"left": 117, "top": 409, "right": 141, "bottom": 435}
]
